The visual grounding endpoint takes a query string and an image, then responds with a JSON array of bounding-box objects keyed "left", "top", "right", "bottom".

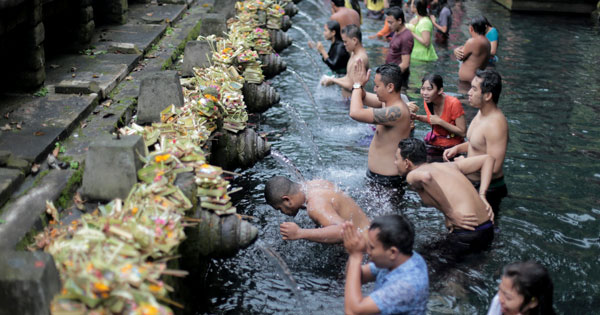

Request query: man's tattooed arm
[{"left": 372, "top": 106, "right": 402, "bottom": 124}]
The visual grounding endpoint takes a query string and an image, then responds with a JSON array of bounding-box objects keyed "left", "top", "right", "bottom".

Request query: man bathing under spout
[
  {"left": 264, "top": 176, "right": 370, "bottom": 244},
  {"left": 396, "top": 138, "right": 495, "bottom": 256}
]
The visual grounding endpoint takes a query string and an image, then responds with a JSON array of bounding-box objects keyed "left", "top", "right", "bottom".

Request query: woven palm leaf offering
[{"left": 196, "top": 163, "right": 236, "bottom": 215}]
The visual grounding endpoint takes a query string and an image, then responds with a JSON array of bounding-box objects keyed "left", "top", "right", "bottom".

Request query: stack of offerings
[{"left": 196, "top": 164, "right": 235, "bottom": 215}]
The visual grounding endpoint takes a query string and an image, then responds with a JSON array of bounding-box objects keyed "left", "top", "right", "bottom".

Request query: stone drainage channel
[{"left": 0, "top": 0, "right": 302, "bottom": 314}]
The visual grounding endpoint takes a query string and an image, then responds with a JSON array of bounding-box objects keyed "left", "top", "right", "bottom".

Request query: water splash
[
  {"left": 291, "top": 25, "right": 315, "bottom": 43},
  {"left": 256, "top": 242, "right": 308, "bottom": 311},
  {"left": 271, "top": 149, "right": 306, "bottom": 182},
  {"left": 296, "top": 11, "right": 317, "bottom": 25},
  {"left": 305, "top": 0, "right": 331, "bottom": 17},
  {"left": 291, "top": 43, "right": 320, "bottom": 71},
  {"left": 285, "top": 67, "right": 322, "bottom": 122},
  {"left": 281, "top": 102, "right": 323, "bottom": 164}
]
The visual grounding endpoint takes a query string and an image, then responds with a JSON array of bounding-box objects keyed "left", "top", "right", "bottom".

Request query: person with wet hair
[
  {"left": 264, "top": 176, "right": 370, "bottom": 244},
  {"left": 488, "top": 261, "right": 555, "bottom": 315},
  {"left": 384, "top": 7, "right": 413, "bottom": 90},
  {"left": 454, "top": 15, "right": 491, "bottom": 82},
  {"left": 330, "top": 0, "right": 360, "bottom": 31},
  {"left": 345, "top": 61, "right": 412, "bottom": 189},
  {"left": 342, "top": 214, "right": 429, "bottom": 314},
  {"left": 484, "top": 17, "right": 500, "bottom": 64},
  {"left": 406, "top": 0, "right": 438, "bottom": 62},
  {"left": 395, "top": 138, "right": 496, "bottom": 256},
  {"left": 321, "top": 24, "right": 369, "bottom": 99},
  {"left": 308, "top": 20, "right": 350, "bottom": 75},
  {"left": 429, "top": 0, "right": 452, "bottom": 43},
  {"left": 443, "top": 69, "right": 508, "bottom": 217},
  {"left": 412, "top": 74, "right": 466, "bottom": 162}
]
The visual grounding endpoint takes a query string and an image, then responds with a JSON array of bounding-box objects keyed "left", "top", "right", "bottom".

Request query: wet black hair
[
  {"left": 483, "top": 16, "right": 493, "bottom": 27},
  {"left": 370, "top": 215, "right": 414, "bottom": 255},
  {"left": 414, "top": 0, "right": 428, "bottom": 17},
  {"left": 264, "top": 176, "right": 300, "bottom": 207},
  {"left": 375, "top": 63, "right": 403, "bottom": 92},
  {"left": 421, "top": 73, "right": 444, "bottom": 90},
  {"left": 475, "top": 69, "right": 502, "bottom": 104},
  {"left": 385, "top": 6, "right": 405, "bottom": 24},
  {"left": 503, "top": 261, "right": 556, "bottom": 315},
  {"left": 398, "top": 138, "right": 427, "bottom": 165},
  {"left": 326, "top": 20, "right": 342, "bottom": 42},
  {"left": 342, "top": 24, "right": 362, "bottom": 43},
  {"left": 331, "top": 0, "right": 345, "bottom": 7},
  {"left": 470, "top": 15, "right": 488, "bottom": 35}
]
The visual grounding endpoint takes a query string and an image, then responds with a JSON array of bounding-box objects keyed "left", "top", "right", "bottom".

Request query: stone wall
[{"left": 494, "top": 0, "right": 597, "bottom": 14}]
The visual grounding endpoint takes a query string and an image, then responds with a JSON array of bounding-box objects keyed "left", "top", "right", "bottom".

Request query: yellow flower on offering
[
  {"left": 148, "top": 284, "right": 162, "bottom": 293},
  {"left": 154, "top": 154, "right": 171, "bottom": 163},
  {"left": 121, "top": 264, "right": 133, "bottom": 273},
  {"left": 139, "top": 304, "right": 159, "bottom": 315},
  {"left": 204, "top": 94, "right": 219, "bottom": 103},
  {"left": 132, "top": 207, "right": 139, "bottom": 215},
  {"left": 93, "top": 282, "right": 110, "bottom": 293},
  {"left": 86, "top": 263, "right": 94, "bottom": 272}
]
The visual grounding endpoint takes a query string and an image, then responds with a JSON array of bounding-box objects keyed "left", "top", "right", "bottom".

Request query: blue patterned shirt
[{"left": 368, "top": 252, "right": 429, "bottom": 314}]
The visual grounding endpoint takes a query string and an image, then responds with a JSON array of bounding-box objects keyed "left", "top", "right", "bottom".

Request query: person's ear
[
  {"left": 388, "top": 246, "right": 400, "bottom": 259},
  {"left": 387, "top": 82, "right": 395, "bottom": 93},
  {"left": 522, "top": 297, "right": 539, "bottom": 313},
  {"left": 438, "top": 87, "right": 444, "bottom": 96},
  {"left": 483, "top": 91, "right": 493, "bottom": 102},
  {"left": 281, "top": 195, "right": 292, "bottom": 206}
]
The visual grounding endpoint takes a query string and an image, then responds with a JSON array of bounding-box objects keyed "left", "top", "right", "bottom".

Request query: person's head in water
[
  {"left": 498, "top": 261, "right": 555, "bottom": 315},
  {"left": 469, "top": 15, "right": 488, "bottom": 36},
  {"left": 367, "top": 215, "right": 414, "bottom": 269},
  {"left": 469, "top": 69, "right": 502, "bottom": 107},
  {"left": 324, "top": 20, "right": 342, "bottom": 42},
  {"left": 411, "top": 0, "right": 428, "bottom": 17},
  {"left": 264, "top": 176, "right": 304, "bottom": 216},
  {"left": 341, "top": 24, "right": 362, "bottom": 52},
  {"left": 395, "top": 138, "right": 428, "bottom": 176},
  {"left": 421, "top": 74, "right": 444, "bottom": 110},
  {"left": 373, "top": 63, "right": 403, "bottom": 102},
  {"left": 385, "top": 7, "right": 405, "bottom": 32}
]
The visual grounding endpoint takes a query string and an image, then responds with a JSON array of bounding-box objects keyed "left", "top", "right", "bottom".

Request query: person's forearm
[
  {"left": 319, "top": 48, "right": 329, "bottom": 60},
  {"left": 332, "top": 76, "right": 353, "bottom": 90},
  {"left": 478, "top": 155, "right": 495, "bottom": 195},
  {"left": 436, "top": 120, "right": 465, "bottom": 137},
  {"left": 455, "top": 142, "right": 469, "bottom": 154},
  {"left": 298, "top": 225, "right": 343, "bottom": 243},
  {"left": 344, "top": 254, "right": 365, "bottom": 313}
]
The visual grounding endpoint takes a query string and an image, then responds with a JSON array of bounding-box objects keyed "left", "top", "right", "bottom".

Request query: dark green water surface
[{"left": 198, "top": 0, "right": 600, "bottom": 313}]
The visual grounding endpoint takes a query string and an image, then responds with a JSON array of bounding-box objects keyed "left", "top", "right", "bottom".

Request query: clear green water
[{"left": 196, "top": 1, "right": 600, "bottom": 313}]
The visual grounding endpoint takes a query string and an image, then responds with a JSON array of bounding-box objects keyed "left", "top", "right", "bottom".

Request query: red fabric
[
  {"left": 377, "top": 19, "right": 391, "bottom": 37},
  {"left": 423, "top": 94, "right": 465, "bottom": 147}
]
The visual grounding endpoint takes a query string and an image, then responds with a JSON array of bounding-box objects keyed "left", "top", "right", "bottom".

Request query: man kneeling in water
[
  {"left": 264, "top": 176, "right": 370, "bottom": 243},
  {"left": 395, "top": 138, "right": 495, "bottom": 256}
]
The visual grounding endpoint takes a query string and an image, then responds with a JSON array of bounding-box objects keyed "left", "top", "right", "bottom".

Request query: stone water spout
[
  {"left": 210, "top": 128, "right": 272, "bottom": 170},
  {"left": 260, "top": 53, "right": 287, "bottom": 79},
  {"left": 174, "top": 172, "right": 259, "bottom": 258},
  {"left": 242, "top": 82, "right": 280, "bottom": 113},
  {"left": 269, "top": 29, "right": 293, "bottom": 52},
  {"left": 281, "top": 15, "right": 292, "bottom": 31},
  {"left": 283, "top": 2, "right": 299, "bottom": 16}
]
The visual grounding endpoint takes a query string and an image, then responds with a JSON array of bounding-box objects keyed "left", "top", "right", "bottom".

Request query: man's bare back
[
  {"left": 305, "top": 180, "right": 371, "bottom": 234},
  {"left": 331, "top": 7, "right": 360, "bottom": 30},
  {"left": 408, "top": 162, "right": 490, "bottom": 230},
  {"left": 457, "top": 36, "right": 490, "bottom": 82},
  {"left": 341, "top": 48, "right": 369, "bottom": 97}
]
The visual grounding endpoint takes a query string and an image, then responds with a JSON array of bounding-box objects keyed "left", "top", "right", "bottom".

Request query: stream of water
[{"left": 196, "top": 1, "right": 600, "bottom": 313}]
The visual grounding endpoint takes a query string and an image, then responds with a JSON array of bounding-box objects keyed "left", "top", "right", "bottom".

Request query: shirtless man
[
  {"left": 443, "top": 69, "right": 508, "bottom": 216},
  {"left": 454, "top": 16, "right": 491, "bottom": 82},
  {"left": 330, "top": 0, "right": 360, "bottom": 31},
  {"left": 264, "top": 176, "right": 370, "bottom": 243},
  {"left": 348, "top": 60, "right": 412, "bottom": 187},
  {"left": 321, "top": 24, "right": 369, "bottom": 98},
  {"left": 395, "top": 138, "right": 495, "bottom": 255}
]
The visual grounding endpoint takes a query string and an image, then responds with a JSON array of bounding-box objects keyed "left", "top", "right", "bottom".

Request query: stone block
[
  {"left": 181, "top": 40, "right": 212, "bottom": 77},
  {"left": 27, "top": 2, "right": 43, "bottom": 26},
  {"left": 0, "top": 168, "right": 24, "bottom": 207},
  {"left": 23, "top": 23, "right": 44, "bottom": 49},
  {"left": 108, "top": 42, "right": 142, "bottom": 54},
  {"left": 79, "top": 6, "right": 94, "bottom": 23},
  {"left": 137, "top": 71, "right": 184, "bottom": 124},
  {"left": 0, "top": 251, "right": 61, "bottom": 315},
  {"left": 76, "top": 20, "right": 95, "bottom": 44},
  {"left": 55, "top": 80, "right": 100, "bottom": 95},
  {"left": 199, "top": 13, "right": 227, "bottom": 36},
  {"left": 0, "top": 151, "right": 10, "bottom": 166},
  {"left": 81, "top": 135, "right": 147, "bottom": 201},
  {"left": 157, "top": 0, "right": 187, "bottom": 4},
  {"left": 14, "top": 68, "right": 45, "bottom": 89},
  {"left": 5, "top": 156, "right": 30, "bottom": 172},
  {"left": 21, "top": 45, "right": 45, "bottom": 70}
]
